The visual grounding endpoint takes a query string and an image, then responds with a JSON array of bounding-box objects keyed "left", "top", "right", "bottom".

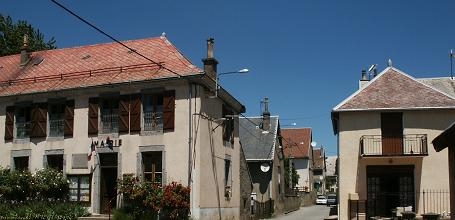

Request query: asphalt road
[{"left": 273, "top": 205, "right": 333, "bottom": 220}]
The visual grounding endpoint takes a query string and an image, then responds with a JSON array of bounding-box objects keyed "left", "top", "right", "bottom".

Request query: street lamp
[{"left": 213, "top": 68, "right": 249, "bottom": 97}]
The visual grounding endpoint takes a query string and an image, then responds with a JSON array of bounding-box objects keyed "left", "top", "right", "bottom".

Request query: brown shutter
[
  {"left": 5, "top": 106, "right": 14, "bottom": 141},
  {"left": 130, "top": 94, "right": 141, "bottom": 132},
  {"left": 30, "top": 103, "right": 47, "bottom": 138},
  {"left": 119, "top": 95, "right": 129, "bottom": 133},
  {"left": 88, "top": 98, "right": 99, "bottom": 135},
  {"left": 64, "top": 100, "right": 74, "bottom": 137},
  {"left": 163, "top": 90, "right": 175, "bottom": 131}
]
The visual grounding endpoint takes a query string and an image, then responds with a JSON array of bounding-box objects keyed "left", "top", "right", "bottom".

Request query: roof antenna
[{"left": 450, "top": 49, "right": 454, "bottom": 80}]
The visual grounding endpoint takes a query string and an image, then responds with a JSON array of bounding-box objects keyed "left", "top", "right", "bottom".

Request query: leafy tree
[
  {"left": 284, "top": 158, "right": 299, "bottom": 189},
  {"left": 0, "top": 14, "right": 56, "bottom": 56}
]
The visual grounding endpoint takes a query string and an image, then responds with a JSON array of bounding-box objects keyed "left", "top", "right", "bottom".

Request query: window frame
[{"left": 68, "top": 174, "right": 91, "bottom": 204}]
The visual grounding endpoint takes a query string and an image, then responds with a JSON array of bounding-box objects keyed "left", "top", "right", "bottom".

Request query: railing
[
  {"left": 349, "top": 189, "right": 449, "bottom": 219},
  {"left": 143, "top": 111, "right": 163, "bottom": 132},
  {"left": 48, "top": 118, "right": 64, "bottom": 137},
  {"left": 101, "top": 113, "right": 119, "bottom": 134},
  {"left": 360, "top": 134, "right": 428, "bottom": 157},
  {"left": 16, "top": 121, "right": 30, "bottom": 139}
]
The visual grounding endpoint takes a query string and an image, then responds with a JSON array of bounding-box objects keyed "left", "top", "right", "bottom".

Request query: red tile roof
[
  {"left": 0, "top": 36, "right": 201, "bottom": 97},
  {"left": 282, "top": 128, "right": 312, "bottom": 158},
  {"left": 333, "top": 67, "right": 455, "bottom": 111}
]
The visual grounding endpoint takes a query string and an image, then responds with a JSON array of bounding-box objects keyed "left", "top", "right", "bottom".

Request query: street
[{"left": 273, "top": 205, "right": 332, "bottom": 220}]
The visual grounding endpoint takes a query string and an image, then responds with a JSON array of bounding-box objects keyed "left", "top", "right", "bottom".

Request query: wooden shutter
[
  {"left": 381, "top": 112, "right": 403, "bottom": 155},
  {"left": 163, "top": 90, "right": 175, "bottom": 131},
  {"left": 130, "top": 94, "right": 141, "bottom": 132},
  {"left": 64, "top": 100, "right": 74, "bottom": 137},
  {"left": 5, "top": 106, "right": 14, "bottom": 141},
  {"left": 88, "top": 98, "right": 99, "bottom": 135},
  {"left": 119, "top": 95, "right": 129, "bottom": 133},
  {"left": 30, "top": 103, "right": 47, "bottom": 138}
]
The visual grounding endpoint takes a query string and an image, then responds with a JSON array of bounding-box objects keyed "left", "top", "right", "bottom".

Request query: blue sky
[{"left": 2, "top": 0, "right": 455, "bottom": 156}]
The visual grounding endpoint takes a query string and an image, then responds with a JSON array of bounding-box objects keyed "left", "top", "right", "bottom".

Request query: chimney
[
  {"left": 202, "top": 38, "right": 218, "bottom": 80},
  {"left": 20, "top": 34, "right": 31, "bottom": 66},
  {"left": 262, "top": 97, "right": 271, "bottom": 131},
  {"left": 359, "top": 69, "right": 369, "bottom": 89}
]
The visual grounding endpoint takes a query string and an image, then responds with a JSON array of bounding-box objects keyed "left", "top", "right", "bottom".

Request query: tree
[
  {"left": 284, "top": 158, "right": 299, "bottom": 189},
  {"left": 0, "top": 14, "right": 56, "bottom": 56}
]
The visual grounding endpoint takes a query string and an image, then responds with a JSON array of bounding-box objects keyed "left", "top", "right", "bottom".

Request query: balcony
[
  {"left": 360, "top": 134, "right": 428, "bottom": 157},
  {"left": 49, "top": 118, "right": 64, "bottom": 137},
  {"left": 101, "top": 113, "right": 119, "bottom": 134}
]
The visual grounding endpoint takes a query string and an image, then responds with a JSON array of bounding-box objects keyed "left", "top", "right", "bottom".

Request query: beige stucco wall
[
  {"left": 0, "top": 80, "right": 244, "bottom": 219},
  {"left": 337, "top": 110, "right": 454, "bottom": 219}
]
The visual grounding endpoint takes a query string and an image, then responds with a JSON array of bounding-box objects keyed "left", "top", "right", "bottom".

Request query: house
[
  {"left": 312, "top": 147, "right": 326, "bottom": 195},
  {"left": 0, "top": 35, "right": 251, "bottom": 219},
  {"left": 325, "top": 156, "right": 338, "bottom": 193},
  {"left": 432, "top": 122, "right": 455, "bottom": 220},
  {"left": 239, "top": 100, "right": 287, "bottom": 217},
  {"left": 281, "top": 127, "right": 314, "bottom": 193},
  {"left": 331, "top": 66, "right": 455, "bottom": 219}
]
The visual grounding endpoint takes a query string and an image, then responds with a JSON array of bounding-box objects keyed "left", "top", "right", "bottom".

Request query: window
[
  {"left": 101, "top": 97, "right": 119, "bottom": 134},
  {"left": 222, "top": 105, "right": 234, "bottom": 145},
  {"left": 47, "top": 154, "right": 63, "bottom": 171},
  {"left": 48, "top": 102, "right": 65, "bottom": 137},
  {"left": 142, "top": 151, "right": 162, "bottom": 184},
  {"left": 15, "top": 106, "right": 31, "bottom": 139},
  {"left": 68, "top": 175, "right": 91, "bottom": 203},
  {"left": 143, "top": 93, "right": 164, "bottom": 132},
  {"left": 14, "top": 156, "right": 29, "bottom": 171},
  {"left": 224, "top": 157, "right": 232, "bottom": 198}
]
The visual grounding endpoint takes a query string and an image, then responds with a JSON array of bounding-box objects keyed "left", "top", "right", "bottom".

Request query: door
[
  {"left": 381, "top": 112, "right": 403, "bottom": 155},
  {"left": 367, "top": 165, "right": 414, "bottom": 218},
  {"left": 99, "top": 153, "right": 118, "bottom": 214}
]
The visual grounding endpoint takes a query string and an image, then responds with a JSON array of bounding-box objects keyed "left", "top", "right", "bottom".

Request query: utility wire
[{"left": 50, "top": 0, "right": 183, "bottom": 78}]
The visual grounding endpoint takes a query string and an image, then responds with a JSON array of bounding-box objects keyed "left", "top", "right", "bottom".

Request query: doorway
[
  {"left": 381, "top": 112, "right": 403, "bottom": 155},
  {"left": 367, "top": 165, "right": 414, "bottom": 217},
  {"left": 99, "top": 153, "right": 118, "bottom": 214}
]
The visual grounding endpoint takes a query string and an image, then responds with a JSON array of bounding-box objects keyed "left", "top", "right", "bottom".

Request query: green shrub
[{"left": 0, "top": 201, "right": 89, "bottom": 219}]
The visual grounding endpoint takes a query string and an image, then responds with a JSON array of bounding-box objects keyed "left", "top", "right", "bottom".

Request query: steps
[{"left": 78, "top": 214, "right": 111, "bottom": 220}]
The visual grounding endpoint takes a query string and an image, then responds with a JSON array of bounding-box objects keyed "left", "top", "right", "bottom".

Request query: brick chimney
[
  {"left": 262, "top": 97, "right": 271, "bottom": 131},
  {"left": 20, "top": 34, "right": 31, "bottom": 66},
  {"left": 202, "top": 38, "right": 218, "bottom": 80}
]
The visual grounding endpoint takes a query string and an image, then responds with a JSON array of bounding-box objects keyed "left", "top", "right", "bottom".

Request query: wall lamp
[{"left": 213, "top": 68, "right": 249, "bottom": 97}]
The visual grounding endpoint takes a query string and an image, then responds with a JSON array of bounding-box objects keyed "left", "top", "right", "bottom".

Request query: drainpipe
[{"left": 187, "top": 80, "right": 194, "bottom": 217}]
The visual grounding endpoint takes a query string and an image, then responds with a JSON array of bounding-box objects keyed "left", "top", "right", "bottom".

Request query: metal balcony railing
[
  {"left": 49, "top": 118, "right": 64, "bottom": 137},
  {"left": 16, "top": 121, "right": 30, "bottom": 139},
  {"left": 101, "top": 113, "right": 119, "bottom": 134},
  {"left": 360, "top": 134, "right": 428, "bottom": 157},
  {"left": 143, "top": 111, "right": 163, "bottom": 132}
]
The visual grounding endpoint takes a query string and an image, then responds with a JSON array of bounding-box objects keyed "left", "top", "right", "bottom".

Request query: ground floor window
[
  {"left": 68, "top": 175, "right": 91, "bottom": 203},
  {"left": 14, "top": 156, "right": 29, "bottom": 171},
  {"left": 47, "top": 154, "right": 63, "bottom": 171},
  {"left": 142, "top": 151, "right": 162, "bottom": 184}
]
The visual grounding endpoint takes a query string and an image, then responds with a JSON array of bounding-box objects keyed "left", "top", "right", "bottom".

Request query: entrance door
[
  {"left": 381, "top": 112, "right": 403, "bottom": 155},
  {"left": 99, "top": 153, "right": 118, "bottom": 214},
  {"left": 367, "top": 165, "right": 414, "bottom": 218}
]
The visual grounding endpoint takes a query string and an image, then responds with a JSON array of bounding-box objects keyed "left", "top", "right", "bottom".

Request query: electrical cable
[{"left": 50, "top": 0, "right": 183, "bottom": 78}]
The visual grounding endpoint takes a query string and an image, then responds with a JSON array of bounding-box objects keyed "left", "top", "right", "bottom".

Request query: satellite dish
[
  {"left": 260, "top": 163, "right": 270, "bottom": 173},
  {"left": 311, "top": 141, "right": 317, "bottom": 147}
]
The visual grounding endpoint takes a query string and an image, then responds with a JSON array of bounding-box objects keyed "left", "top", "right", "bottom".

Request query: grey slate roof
[{"left": 239, "top": 116, "right": 279, "bottom": 161}]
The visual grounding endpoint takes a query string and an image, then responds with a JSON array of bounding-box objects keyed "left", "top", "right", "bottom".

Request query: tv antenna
[{"left": 450, "top": 49, "right": 454, "bottom": 80}]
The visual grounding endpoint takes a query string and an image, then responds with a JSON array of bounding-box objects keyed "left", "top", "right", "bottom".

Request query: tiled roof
[
  {"left": 418, "top": 77, "right": 455, "bottom": 98},
  {"left": 313, "top": 148, "right": 325, "bottom": 170},
  {"left": 0, "top": 36, "right": 201, "bottom": 97},
  {"left": 239, "top": 116, "right": 279, "bottom": 160},
  {"left": 333, "top": 67, "right": 455, "bottom": 111},
  {"left": 281, "top": 128, "right": 311, "bottom": 159}
]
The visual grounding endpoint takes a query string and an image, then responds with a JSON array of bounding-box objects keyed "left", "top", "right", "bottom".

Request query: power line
[{"left": 50, "top": 0, "right": 183, "bottom": 78}]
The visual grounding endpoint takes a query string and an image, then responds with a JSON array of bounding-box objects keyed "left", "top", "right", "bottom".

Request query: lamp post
[{"left": 214, "top": 68, "right": 249, "bottom": 97}]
